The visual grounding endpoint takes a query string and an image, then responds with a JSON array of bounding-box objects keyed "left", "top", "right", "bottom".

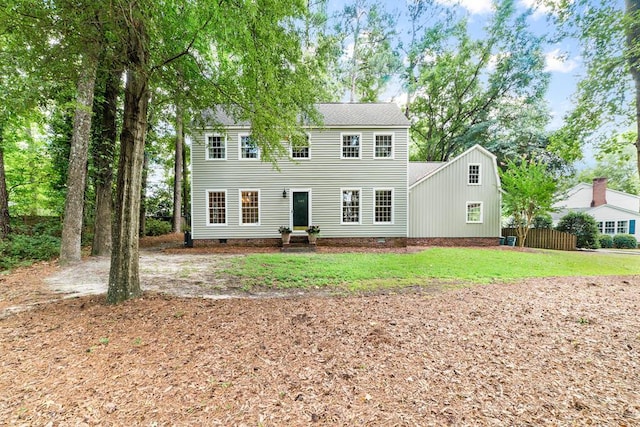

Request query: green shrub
[
  {"left": 0, "top": 234, "right": 61, "bottom": 270},
  {"left": 145, "top": 218, "right": 172, "bottom": 236},
  {"left": 612, "top": 234, "right": 638, "bottom": 249},
  {"left": 556, "top": 212, "right": 600, "bottom": 249},
  {"left": 532, "top": 214, "right": 553, "bottom": 229},
  {"left": 598, "top": 234, "right": 613, "bottom": 249}
]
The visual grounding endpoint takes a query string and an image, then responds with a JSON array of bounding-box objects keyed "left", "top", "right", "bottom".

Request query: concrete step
[{"left": 280, "top": 243, "right": 317, "bottom": 253}]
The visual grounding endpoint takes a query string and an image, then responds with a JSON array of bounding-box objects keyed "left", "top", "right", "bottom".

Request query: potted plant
[
  {"left": 278, "top": 226, "right": 292, "bottom": 244},
  {"left": 305, "top": 225, "right": 320, "bottom": 244}
]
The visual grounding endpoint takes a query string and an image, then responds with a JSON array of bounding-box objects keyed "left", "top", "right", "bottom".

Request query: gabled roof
[
  {"left": 409, "top": 144, "right": 499, "bottom": 189},
  {"left": 408, "top": 162, "right": 445, "bottom": 186},
  {"left": 563, "top": 182, "right": 640, "bottom": 201},
  {"left": 202, "top": 103, "right": 411, "bottom": 128}
]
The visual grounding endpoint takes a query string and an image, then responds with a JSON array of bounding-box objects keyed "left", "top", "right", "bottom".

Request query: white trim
[
  {"left": 205, "top": 189, "right": 228, "bottom": 226},
  {"left": 373, "top": 187, "right": 394, "bottom": 225},
  {"left": 289, "top": 133, "right": 311, "bottom": 160},
  {"left": 238, "top": 133, "right": 260, "bottom": 161},
  {"left": 340, "top": 187, "right": 362, "bottom": 225},
  {"left": 466, "top": 201, "right": 483, "bottom": 223},
  {"left": 289, "top": 188, "right": 312, "bottom": 232},
  {"left": 373, "top": 132, "right": 395, "bottom": 159},
  {"left": 239, "top": 189, "right": 261, "bottom": 226},
  {"left": 467, "top": 163, "right": 481, "bottom": 185},
  {"left": 340, "top": 132, "right": 362, "bottom": 160},
  {"left": 204, "top": 133, "right": 227, "bottom": 161}
]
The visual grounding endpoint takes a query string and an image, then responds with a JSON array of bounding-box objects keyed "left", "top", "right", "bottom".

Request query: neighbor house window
[
  {"left": 605, "top": 221, "right": 615, "bottom": 234},
  {"left": 597, "top": 222, "right": 603, "bottom": 234},
  {"left": 374, "top": 189, "right": 393, "bottom": 224},
  {"left": 205, "top": 134, "right": 226, "bottom": 160},
  {"left": 341, "top": 134, "right": 361, "bottom": 159},
  {"left": 291, "top": 134, "right": 310, "bottom": 159},
  {"left": 466, "top": 202, "right": 483, "bottom": 223},
  {"left": 468, "top": 164, "right": 481, "bottom": 185},
  {"left": 341, "top": 189, "right": 361, "bottom": 224},
  {"left": 240, "top": 134, "right": 259, "bottom": 159},
  {"left": 374, "top": 134, "right": 393, "bottom": 158},
  {"left": 206, "top": 190, "right": 227, "bottom": 225},
  {"left": 240, "top": 190, "right": 259, "bottom": 225},
  {"left": 617, "top": 220, "right": 628, "bottom": 234}
]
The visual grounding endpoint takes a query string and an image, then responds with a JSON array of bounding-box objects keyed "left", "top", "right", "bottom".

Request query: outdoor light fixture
[{"left": 282, "top": 189, "right": 287, "bottom": 198}]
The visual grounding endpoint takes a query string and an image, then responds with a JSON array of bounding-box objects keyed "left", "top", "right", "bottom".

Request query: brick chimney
[{"left": 591, "top": 177, "right": 607, "bottom": 207}]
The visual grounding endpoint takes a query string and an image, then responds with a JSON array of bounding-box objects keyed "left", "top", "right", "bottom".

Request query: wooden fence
[{"left": 501, "top": 228, "right": 576, "bottom": 251}]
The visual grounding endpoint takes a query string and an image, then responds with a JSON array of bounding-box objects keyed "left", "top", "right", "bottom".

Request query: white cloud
[
  {"left": 544, "top": 48, "right": 579, "bottom": 73},
  {"left": 435, "top": 0, "right": 494, "bottom": 15}
]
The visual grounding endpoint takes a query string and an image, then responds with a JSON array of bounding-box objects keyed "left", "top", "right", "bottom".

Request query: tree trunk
[
  {"left": 182, "top": 139, "right": 190, "bottom": 223},
  {"left": 139, "top": 151, "right": 148, "bottom": 237},
  {"left": 0, "top": 133, "right": 10, "bottom": 239},
  {"left": 91, "top": 66, "right": 121, "bottom": 256},
  {"left": 60, "top": 54, "right": 99, "bottom": 265},
  {"left": 172, "top": 102, "right": 183, "bottom": 233},
  {"left": 626, "top": 0, "right": 640, "bottom": 184},
  {"left": 107, "top": 16, "right": 149, "bottom": 304}
]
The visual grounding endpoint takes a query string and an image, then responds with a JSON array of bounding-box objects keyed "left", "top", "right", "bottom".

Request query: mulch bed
[{"left": 0, "top": 249, "right": 638, "bottom": 425}]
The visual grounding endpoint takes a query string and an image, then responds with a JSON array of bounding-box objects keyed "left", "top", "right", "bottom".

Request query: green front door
[{"left": 292, "top": 191, "right": 309, "bottom": 230}]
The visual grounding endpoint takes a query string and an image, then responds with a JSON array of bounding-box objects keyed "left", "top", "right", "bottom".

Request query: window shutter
[{"left": 630, "top": 220, "right": 636, "bottom": 235}]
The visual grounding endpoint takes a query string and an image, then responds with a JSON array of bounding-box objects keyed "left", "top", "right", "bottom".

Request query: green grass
[{"left": 225, "top": 248, "right": 639, "bottom": 292}]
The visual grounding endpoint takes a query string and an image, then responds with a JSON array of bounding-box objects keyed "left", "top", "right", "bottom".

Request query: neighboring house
[
  {"left": 190, "top": 103, "right": 501, "bottom": 247},
  {"left": 553, "top": 178, "right": 640, "bottom": 240},
  {"left": 408, "top": 145, "right": 502, "bottom": 244}
]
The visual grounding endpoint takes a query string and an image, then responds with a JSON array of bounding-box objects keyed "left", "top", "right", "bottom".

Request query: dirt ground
[{"left": 0, "top": 238, "right": 639, "bottom": 425}]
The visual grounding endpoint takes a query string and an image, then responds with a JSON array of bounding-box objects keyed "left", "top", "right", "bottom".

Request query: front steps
[{"left": 280, "top": 235, "right": 317, "bottom": 253}]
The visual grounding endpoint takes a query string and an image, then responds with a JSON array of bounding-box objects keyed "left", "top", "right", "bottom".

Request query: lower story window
[
  {"left": 604, "top": 221, "right": 615, "bottom": 234},
  {"left": 241, "top": 190, "right": 259, "bottom": 225},
  {"left": 597, "top": 222, "right": 603, "bottom": 234},
  {"left": 207, "top": 191, "right": 226, "bottom": 225},
  {"left": 342, "top": 189, "right": 360, "bottom": 223},
  {"left": 466, "top": 202, "right": 483, "bottom": 223},
  {"left": 617, "top": 220, "right": 628, "bottom": 234},
  {"left": 374, "top": 189, "right": 393, "bottom": 223}
]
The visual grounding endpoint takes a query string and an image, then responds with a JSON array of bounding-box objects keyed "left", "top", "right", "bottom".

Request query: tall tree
[{"left": 173, "top": 100, "right": 183, "bottom": 233}]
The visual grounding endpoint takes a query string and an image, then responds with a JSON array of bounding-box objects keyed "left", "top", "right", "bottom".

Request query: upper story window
[
  {"left": 291, "top": 134, "right": 310, "bottom": 159},
  {"left": 240, "top": 190, "right": 260, "bottom": 225},
  {"left": 240, "top": 134, "right": 259, "bottom": 160},
  {"left": 468, "top": 164, "right": 481, "bottom": 185},
  {"left": 341, "top": 189, "right": 361, "bottom": 224},
  {"left": 341, "top": 134, "right": 361, "bottom": 159},
  {"left": 206, "top": 190, "right": 227, "bottom": 225},
  {"left": 466, "top": 202, "right": 483, "bottom": 223},
  {"left": 205, "top": 134, "right": 226, "bottom": 160},
  {"left": 374, "top": 189, "right": 393, "bottom": 224},
  {"left": 374, "top": 134, "right": 393, "bottom": 159}
]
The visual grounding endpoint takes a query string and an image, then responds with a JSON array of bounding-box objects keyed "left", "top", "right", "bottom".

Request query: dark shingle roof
[{"left": 202, "top": 103, "right": 410, "bottom": 127}]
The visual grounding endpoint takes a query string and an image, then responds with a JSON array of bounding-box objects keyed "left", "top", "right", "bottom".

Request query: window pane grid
[
  {"left": 467, "top": 202, "right": 481, "bottom": 222},
  {"left": 605, "top": 221, "right": 615, "bottom": 234},
  {"left": 292, "top": 146, "right": 309, "bottom": 158},
  {"left": 342, "top": 190, "right": 360, "bottom": 223},
  {"left": 375, "top": 135, "right": 392, "bottom": 158},
  {"left": 207, "top": 136, "right": 225, "bottom": 159},
  {"left": 208, "top": 191, "right": 226, "bottom": 224},
  {"left": 241, "top": 191, "right": 259, "bottom": 224},
  {"left": 342, "top": 135, "right": 360, "bottom": 158},
  {"left": 375, "top": 190, "right": 392, "bottom": 223},
  {"left": 617, "top": 221, "right": 628, "bottom": 234},
  {"left": 241, "top": 136, "right": 258, "bottom": 159},
  {"left": 468, "top": 165, "right": 480, "bottom": 184},
  {"left": 597, "top": 222, "right": 603, "bottom": 233}
]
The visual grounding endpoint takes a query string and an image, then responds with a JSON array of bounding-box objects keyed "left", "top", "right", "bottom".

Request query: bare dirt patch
[{"left": 0, "top": 243, "right": 639, "bottom": 425}]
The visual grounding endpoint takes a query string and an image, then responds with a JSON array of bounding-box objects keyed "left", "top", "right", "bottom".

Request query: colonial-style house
[
  {"left": 190, "top": 103, "right": 502, "bottom": 247},
  {"left": 553, "top": 178, "right": 640, "bottom": 241}
]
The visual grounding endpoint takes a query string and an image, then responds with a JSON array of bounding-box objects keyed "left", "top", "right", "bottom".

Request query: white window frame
[
  {"left": 239, "top": 189, "right": 260, "bottom": 226},
  {"left": 597, "top": 221, "right": 603, "bottom": 234},
  {"left": 340, "top": 133, "right": 362, "bottom": 159},
  {"left": 466, "top": 201, "right": 483, "bottom": 223},
  {"left": 205, "top": 133, "right": 227, "bottom": 161},
  {"left": 290, "top": 133, "right": 311, "bottom": 160},
  {"left": 205, "top": 189, "right": 227, "bottom": 226},
  {"left": 373, "top": 188, "right": 394, "bottom": 224},
  {"left": 341, "top": 188, "right": 362, "bottom": 225},
  {"left": 238, "top": 133, "right": 260, "bottom": 160},
  {"left": 468, "top": 163, "right": 481, "bottom": 185},
  {"left": 604, "top": 221, "right": 616, "bottom": 234},
  {"left": 373, "top": 133, "right": 394, "bottom": 159},
  {"left": 617, "top": 220, "right": 628, "bottom": 234}
]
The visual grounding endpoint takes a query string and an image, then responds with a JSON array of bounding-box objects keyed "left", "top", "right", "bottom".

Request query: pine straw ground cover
[{"left": 0, "top": 260, "right": 639, "bottom": 426}]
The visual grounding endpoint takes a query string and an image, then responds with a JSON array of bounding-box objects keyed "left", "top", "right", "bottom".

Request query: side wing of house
[
  {"left": 190, "top": 106, "right": 409, "bottom": 244},
  {"left": 408, "top": 145, "right": 501, "bottom": 238},
  {"left": 589, "top": 205, "right": 640, "bottom": 240}
]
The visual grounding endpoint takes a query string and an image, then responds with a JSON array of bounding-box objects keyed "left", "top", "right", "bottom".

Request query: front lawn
[{"left": 226, "top": 247, "right": 639, "bottom": 291}]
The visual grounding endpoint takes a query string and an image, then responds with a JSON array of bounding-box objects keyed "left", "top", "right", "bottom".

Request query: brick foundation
[
  {"left": 194, "top": 238, "right": 281, "bottom": 248},
  {"left": 407, "top": 237, "right": 500, "bottom": 247}
]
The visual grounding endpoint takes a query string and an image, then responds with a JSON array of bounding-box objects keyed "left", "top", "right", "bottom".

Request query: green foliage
[
  {"left": 144, "top": 218, "right": 172, "bottom": 237},
  {"left": 598, "top": 234, "right": 614, "bottom": 248},
  {"left": 612, "top": 234, "right": 638, "bottom": 249},
  {"left": 556, "top": 212, "right": 600, "bottom": 249},
  {"left": 532, "top": 214, "right": 553, "bottom": 229},
  {"left": 224, "top": 248, "right": 640, "bottom": 291},
  {"left": 0, "top": 233, "right": 60, "bottom": 270}
]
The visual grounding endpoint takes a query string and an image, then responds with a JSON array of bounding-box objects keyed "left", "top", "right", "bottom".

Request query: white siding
[
  {"left": 191, "top": 127, "right": 409, "bottom": 239},
  {"left": 409, "top": 146, "right": 501, "bottom": 238}
]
